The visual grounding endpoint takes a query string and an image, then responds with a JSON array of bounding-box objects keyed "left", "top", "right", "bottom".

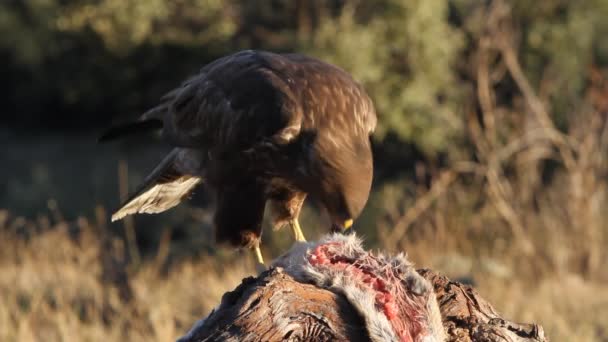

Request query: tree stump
[
  {"left": 178, "top": 235, "right": 547, "bottom": 342},
  {"left": 418, "top": 269, "right": 546, "bottom": 342}
]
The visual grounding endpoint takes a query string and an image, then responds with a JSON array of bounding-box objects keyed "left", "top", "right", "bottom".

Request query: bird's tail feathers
[
  {"left": 98, "top": 119, "right": 163, "bottom": 142},
  {"left": 111, "top": 149, "right": 203, "bottom": 221}
]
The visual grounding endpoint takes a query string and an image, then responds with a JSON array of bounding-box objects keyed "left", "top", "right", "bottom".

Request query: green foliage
[
  {"left": 56, "top": 0, "right": 236, "bottom": 53},
  {"left": 0, "top": 0, "right": 236, "bottom": 129},
  {"left": 452, "top": 0, "right": 608, "bottom": 130},
  {"left": 3, "top": 0, "right": 607, "bottom": 155},
  {"left": 306, "top": 0, "right": 465, "bottom": 155},
  {"left": 513, "top": 0, "right": 608, "bottom": 127},
  {"left": 0, "top": 0, "right": 62, "bottom": 65}
]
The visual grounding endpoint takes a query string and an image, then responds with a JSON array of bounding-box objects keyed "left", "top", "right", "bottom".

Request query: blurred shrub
[
  {"left": 1, "top": 0, "right": 607, "bottom": 156},
  {"left": 56, "top": 0, "right": 236, "bottom": 53},
  {"left": 0, "top": 0, "right": 235, "bottom": 130},
  {"left": 306, "top": 0, "right": 465, "bottom": 155}
]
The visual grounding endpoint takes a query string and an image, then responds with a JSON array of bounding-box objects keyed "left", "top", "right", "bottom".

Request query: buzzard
[{"left": 101, "top": 50, "right": 376, "bottom": 265}]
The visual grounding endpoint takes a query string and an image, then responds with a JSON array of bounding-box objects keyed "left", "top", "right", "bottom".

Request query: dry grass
[
  {"left": 480, "top": 275, "right": 608, "bottom": 341},
  {"left": 1, "top": 203, "right": 607, "bottom": 342},
  {"left": 0, "top": 211, "right": 250, "bottom": 342}
]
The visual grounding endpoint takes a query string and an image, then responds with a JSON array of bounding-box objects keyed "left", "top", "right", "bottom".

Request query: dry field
[{"left": 1, "top": 201, "right": 606, "bottom": 341}]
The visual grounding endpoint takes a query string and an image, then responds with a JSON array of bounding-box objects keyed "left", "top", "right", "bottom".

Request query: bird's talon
[
  {"left": 290, "top": 219, "right": 307, "bottom": 242},
  {"left": 254, "top": 245, "right": 265, "bottom": 264},
  {"left": 254, "top": 246, "right": 267, "bottom": 274}
]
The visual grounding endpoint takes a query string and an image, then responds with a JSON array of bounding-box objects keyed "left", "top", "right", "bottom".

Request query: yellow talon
[
  {"left": 254, "top": 245, "right": 265, "bottom": 265},
  {"left": 290, "top": 219, "right": 307, "bottom": 242}
]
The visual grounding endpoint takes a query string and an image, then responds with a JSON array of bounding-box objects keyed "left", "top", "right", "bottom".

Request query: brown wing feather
[
  {"left": 154, "top": 51, "right": 304, "bottom": 149},
  {"left": 111, "top": 149, "right": 202, "bottom": 221}
]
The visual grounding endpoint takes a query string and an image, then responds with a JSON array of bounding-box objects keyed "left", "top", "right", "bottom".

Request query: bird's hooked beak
[
  {"left": 331, "top": 218, "right": 354, "bottom": 233},
  {"left": 344, "top": 219, "right": 353, "bottom": 229}
]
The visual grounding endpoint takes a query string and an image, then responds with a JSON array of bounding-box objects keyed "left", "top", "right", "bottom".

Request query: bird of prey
[{"left": 101, "top": 50, "right": 376, "bottom": 266}]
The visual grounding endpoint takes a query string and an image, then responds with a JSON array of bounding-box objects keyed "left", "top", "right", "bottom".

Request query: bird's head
[
  {"left": 323, "top": 182, "right": 369, "bottom": 233},
  {"left": 311, "top": 138, "right": 373, "bottom": 233}
]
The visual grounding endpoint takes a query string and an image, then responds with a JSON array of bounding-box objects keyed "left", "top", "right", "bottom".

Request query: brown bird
[{"left": 101, "top": 50, "right": 376, "bottom": 266}]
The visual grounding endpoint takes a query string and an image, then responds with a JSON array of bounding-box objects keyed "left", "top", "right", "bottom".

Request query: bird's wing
[
  {"left": 282, "top": 52, "right": 377, "bottom": 137},
  {"left": 358, "top": 86, "right": 377, "bottom": 135},
  {"left": 98, "top": 75, "right": 198, "bottom": 143},
  {"left": 111, "top": 148, "right": 203, "bottom": 221},
  {"left": 156, "top": 51, "right": 303, "bottom": 149}
]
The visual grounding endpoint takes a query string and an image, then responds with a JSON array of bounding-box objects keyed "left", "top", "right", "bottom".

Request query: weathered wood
[
  {"left": 178, "top": 268, "right": 370, "bottom": 342},
  {"left": 178, "top": 267, "right": 547, "bottom": 342},
  {"left": 418, "top": 269, "right": 547, "bottom": 342}
]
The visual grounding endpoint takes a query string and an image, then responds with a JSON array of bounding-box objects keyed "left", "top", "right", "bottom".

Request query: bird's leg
[
  {"left": 253, "top": 241, "right": 266, "bottom": 273},
  {"left": 269, "top": 191, "right": 307, "bottom": 242},
  {"left": 254, "top": 244, "right": 265, "bottom": 264},
  {"left": 289, "top": 218, "right": 306, "bottom": 242}
]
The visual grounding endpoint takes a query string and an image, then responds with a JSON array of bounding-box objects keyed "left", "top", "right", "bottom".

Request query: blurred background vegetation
[{"left": 1, "top": 0, "right": 608, "bottom": 341}]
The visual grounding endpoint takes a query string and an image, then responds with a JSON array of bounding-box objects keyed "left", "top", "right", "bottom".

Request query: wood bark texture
[
  {"left": 178, "top": 268, "right": 547, "bottom": 342},
  {"left": 418, "top": 269, "right": 547, "bottom": 342}
]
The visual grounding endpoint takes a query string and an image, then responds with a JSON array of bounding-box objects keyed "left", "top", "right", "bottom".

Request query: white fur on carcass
[
  {"left": 272, "top": 233, "right": 445, "bottom": 342},
  {"left": 177, "top": 233, "right": 445, "bottom": 342}
]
